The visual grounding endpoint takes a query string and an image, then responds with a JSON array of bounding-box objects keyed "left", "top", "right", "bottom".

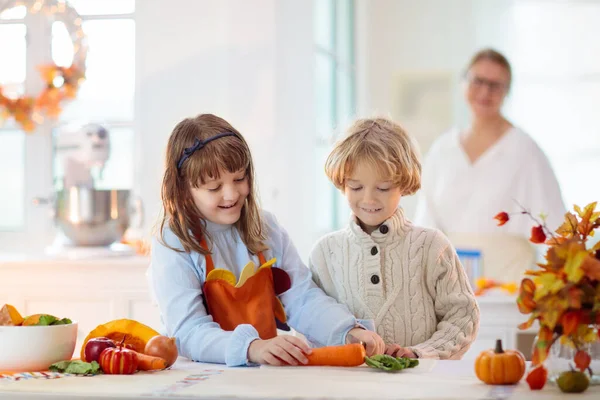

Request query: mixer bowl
[{"left": 54, "top": 188, "right": 134, "bottom": 246}]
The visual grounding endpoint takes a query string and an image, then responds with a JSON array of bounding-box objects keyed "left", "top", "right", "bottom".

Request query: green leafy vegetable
[
  {"left": 33, "top": 316, "right": 72, "bottom": 326},
  {"left": 51, "top": 317, "right": 73, "bottom": 325},
  {"left": 49, "top": 360, "right": 101, "bottom": 375},
  {"left": 35, "top": 315, "right": 57, "bottom": 326},
  {"left": 365, "top": 355, "right": 419, "bottom": 372}
]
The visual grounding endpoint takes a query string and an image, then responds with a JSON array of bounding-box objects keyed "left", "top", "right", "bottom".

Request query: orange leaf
[
  {"left": 581, "top": 254, "right": 600, "bottom": 280},
  {"left": 517, "top": 295, "right": 536, "bottom": 314},
  {"left": 560, "top": 310, "right": 582, "bottom": 336},
  {"left": 575, "top": 202, "right": 598, "bottom": 237},
  {"left": 518, "top": 314, "right": 538, "bottom": 330},
  {"left": 530, "top": 225, "right": 547, "bottom": 244},
  {"left": 546, "top": 236, "right": 567, "bottom": 245},
  {"left": 494, "top": 212, "right": 510, "bottom": 226},
  {"left": 521, "top": 278, "right": 536, "bottom": 294},
  {"left": 574, "top": 350, "right": 591, "bottom": 372},
  {"left": 566, "top": 286, "right": 583, "bottom": 309},
  {"left": 526, "top": 365, "right": 548, "bottom": 390},
  {"left": 556, "top": 212, "right": 579, "bottom": 238},
  {"left": 544, "top": 246, "right": 567, "bottom": 271}
]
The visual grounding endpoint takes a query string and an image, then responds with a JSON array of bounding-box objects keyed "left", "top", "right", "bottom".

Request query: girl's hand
[
  {"left": 247, "top": 335, "right": 311, "bottom": 366},
  {"left": 346, "top": 328, "right": 385, "bottom": 356},
  {"left": 385, "top": 343, "right": 417, "bottom": 358}
]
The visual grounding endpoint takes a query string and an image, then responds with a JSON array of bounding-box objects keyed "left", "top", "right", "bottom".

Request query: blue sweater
[{"left": 147, "top": 211, "right": 362, "bottom": 366}]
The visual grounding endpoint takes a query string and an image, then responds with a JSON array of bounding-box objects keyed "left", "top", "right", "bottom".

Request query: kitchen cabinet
[
  {"left": 0, "top": 256, "right": 535, "bottom": 359},
  {"left": 0, "top": 255, "right": 159, "bottom": 355}
]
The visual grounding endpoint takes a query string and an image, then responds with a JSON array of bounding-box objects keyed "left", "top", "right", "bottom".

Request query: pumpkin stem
[{"left": 494, "top": 339, "right": 504, "bottom": 354}]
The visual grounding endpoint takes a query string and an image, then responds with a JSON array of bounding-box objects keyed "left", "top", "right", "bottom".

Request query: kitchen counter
[
  {"left": 0, "top": 357, "right": 597, "bottom": 399},
  {"left": 0, "top": 254, "right": 160, "bottom": 356},
  {"left": 0, "top": 253, "right": 536, "bottom": 361}
]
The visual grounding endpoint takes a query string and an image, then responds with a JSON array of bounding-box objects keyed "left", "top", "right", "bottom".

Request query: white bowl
[{"left": 0, "top": 322, "right": 78, "bottom": 372}]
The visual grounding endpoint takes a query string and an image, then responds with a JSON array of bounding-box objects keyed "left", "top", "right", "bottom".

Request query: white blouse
[{"left": 414, "top": 127, "right": 566, "bottom": 239}]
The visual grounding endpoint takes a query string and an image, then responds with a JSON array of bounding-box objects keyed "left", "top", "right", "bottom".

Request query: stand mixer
[
  {"left": 55, "top": 122, "right": 110, "bottom": 190},
  {"left": 43, "top": 122, "right": 141, "bottom": 258}
]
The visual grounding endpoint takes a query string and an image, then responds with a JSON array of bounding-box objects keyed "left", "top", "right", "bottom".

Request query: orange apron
[{"left": 198, "top": 236, "right": 288, "bottom": 340}]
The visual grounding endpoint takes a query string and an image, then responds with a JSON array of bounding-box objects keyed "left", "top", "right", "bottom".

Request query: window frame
[
  {"left": 0, "top": 7, "right": 135, "bottom": 252},
  {"left": 313, "top": 0, "right": 356, "bottom": 238}
]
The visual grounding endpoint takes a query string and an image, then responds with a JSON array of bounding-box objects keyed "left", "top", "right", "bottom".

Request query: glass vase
[{"left": 545, "top": 332, "right": 600, "bottom": 386}]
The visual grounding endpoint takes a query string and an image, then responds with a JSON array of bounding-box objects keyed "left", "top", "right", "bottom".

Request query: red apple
[{"left": 84, "top": 337, "right": 116, "bottom": 362}]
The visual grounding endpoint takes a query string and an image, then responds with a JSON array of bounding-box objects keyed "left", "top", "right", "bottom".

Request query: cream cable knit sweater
[{"left": 309, "top": 208, "right": 480, "bottom": 359}]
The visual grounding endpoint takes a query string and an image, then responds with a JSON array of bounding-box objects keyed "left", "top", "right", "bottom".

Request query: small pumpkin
[
  {"left": 81, "top": 319, "right": 160, "bottom": 361},
  {"left": 475, "top": 339, "right": 526, "bottom": 385},
  {"left": 99, "top": 344, "right": 139, "bottom": 375}
]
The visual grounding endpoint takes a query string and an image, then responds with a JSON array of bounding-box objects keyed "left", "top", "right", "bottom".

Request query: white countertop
[{"left": 1, "top": 357, "right": 597, "bottom": 400}]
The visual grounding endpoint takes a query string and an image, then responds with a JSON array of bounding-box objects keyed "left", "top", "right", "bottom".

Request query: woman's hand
[
  {"left": 247, "top": 335, "right": 311, "bottom": 366},
  {"left": 385, "top": 343, "right": 417, "bottom": 358},
  {"left": 346, "top": 327, "right": 385, "bottom": 356}
]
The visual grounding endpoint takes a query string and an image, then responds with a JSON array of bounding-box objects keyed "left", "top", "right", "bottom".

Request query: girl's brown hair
[
  {"left": 158, "top": 114, "right": 266, "bottom": 255},
  {"left": 466, "top": 48, "right": 512, "bottom": 89},
  {"left": 325, "top": 117, "right": 422, "bottom": 195}
]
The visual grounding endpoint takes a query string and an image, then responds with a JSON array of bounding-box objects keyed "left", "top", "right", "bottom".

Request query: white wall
[
  {"left": 135, "top": 0, "right": 522, "bottom": 257},
  {"left": 135, "top": 0, "right": 316, "bottom": 258},
  {"left": 355, "top": 0, "right": 515, "bottom": 219}
]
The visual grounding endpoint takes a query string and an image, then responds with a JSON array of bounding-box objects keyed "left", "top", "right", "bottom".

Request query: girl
[
  {"left": 309, "top": 117, "right": 480, "bottom": 360},
  {"left": 148, "top": 114, "right": 384, "bottom": 367}
]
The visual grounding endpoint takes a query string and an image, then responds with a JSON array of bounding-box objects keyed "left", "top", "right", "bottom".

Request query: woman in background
[
  {"left": 415, "top": 48, "right": 566, "bottom": 239},
  {"left": 414, "top": 49, "right": 566, "bottom": 283}
]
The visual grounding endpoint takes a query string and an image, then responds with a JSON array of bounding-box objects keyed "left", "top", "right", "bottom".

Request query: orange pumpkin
[
  {"left": 0, "top": 304, "right": 24, "bottom": 326},
  {"left": 475, "top": 339, "right": 526, "bottom": 385},
  {"left": 80, "top": 319, "right": 159, "bottom": 361}
]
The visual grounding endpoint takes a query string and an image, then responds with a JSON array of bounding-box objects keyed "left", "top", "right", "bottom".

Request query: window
[
  {"left": 507, "top": 1, "right": 600, "bottom": 209},
  {"left": 0, "top": 14, "right": 26, "bottom": 230},
  {"left": 0, "top": 1, "right": 135, "bottom": 250},
  {"left": 313, "top": 0, "right": 355, "bottom": 238}
]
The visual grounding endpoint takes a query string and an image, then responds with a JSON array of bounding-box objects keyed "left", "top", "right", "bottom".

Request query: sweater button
[
  {"left": 379, "top": 225, "right": 389, "bottom": 234},
  {"left": 371, "top": 246, "right": 378, "bottom": 256},
  {"left": 370, "top": 274, "right": 380, "bottom": 284}
]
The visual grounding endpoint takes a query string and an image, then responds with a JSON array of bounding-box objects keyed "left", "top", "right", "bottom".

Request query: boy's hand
[
  {"left": 385, "top": 343, "right": 417, "bottom": 358},
  {"left": 247, "top": 336, "right": 311, "bottom": 366},
  {"left": 346, "top": 327, "right": 385, "bottom": 356}
]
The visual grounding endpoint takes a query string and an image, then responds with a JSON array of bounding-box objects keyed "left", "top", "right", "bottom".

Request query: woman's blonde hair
[
  {"left": 466, "top": 48, "right": 512, "bottom": 89},
  {"left": 158, "top": 114, "right": 266, "bottom": 255},
  {"left": 325, "top": 117, "right": 421, "bottom": 195}
]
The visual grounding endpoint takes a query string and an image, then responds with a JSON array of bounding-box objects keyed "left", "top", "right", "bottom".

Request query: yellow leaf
[
  {"left": 564, "top": 248, "right": 588, "bottom": 283},
  {"left": 576, "top": 325, "right": 597, "bottom": 343},
  {"left": 518, "top": 315, "right": 537, "bottom": 330},
  {"left": 577, "top": 203, "right": 598, "bottom": 236},
  {"left": 556, "top": 212, "right": 579, "bottom": 238},
  {"left": 576, "top": 202, "right": 597, "bottom": 219},
  {"left": 538, "top": 296, "right": 569, "bottom": 331},
  {"left": 534, "top": 273, "right": 566, "bottom": 301},
  {"left": 560, "top": 335, "right": 576, "bottom": 348},
  {"left": 592, "top": 241, "right": 600, "bottom": 253}
]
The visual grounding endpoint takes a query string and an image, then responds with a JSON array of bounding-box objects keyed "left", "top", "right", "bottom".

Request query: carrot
[
  {"left": 133, "top": 351, "right": 168, "bottom": 371},
  {"left": 306, "top": 343, "right": 366, "bottom": 367}
]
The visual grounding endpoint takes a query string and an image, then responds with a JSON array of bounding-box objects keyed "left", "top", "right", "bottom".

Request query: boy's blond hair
[{"left": 325, "top": 117, "right": 421, "bottom": 195}]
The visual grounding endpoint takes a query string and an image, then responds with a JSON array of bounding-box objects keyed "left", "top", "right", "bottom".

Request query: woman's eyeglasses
[{"left": 466, "top": 75, "right": 508, "bottom": 94}]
